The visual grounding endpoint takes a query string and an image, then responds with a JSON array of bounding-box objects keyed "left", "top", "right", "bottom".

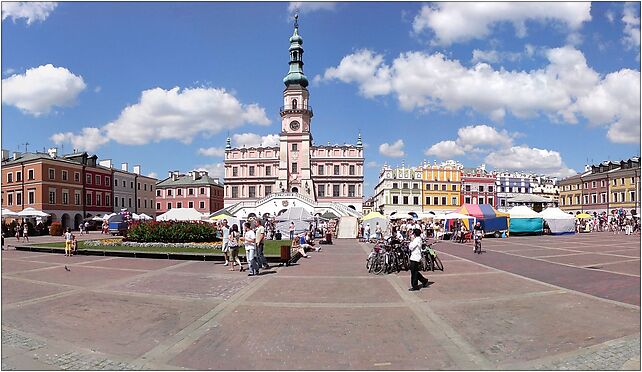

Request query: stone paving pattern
[{"left": 1, "top": 232, "right": 640, "bottom": 370}]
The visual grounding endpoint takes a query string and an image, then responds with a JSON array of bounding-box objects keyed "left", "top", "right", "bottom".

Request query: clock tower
[{"left": 277, "top": 14, "right": 315, "bottom": 199}]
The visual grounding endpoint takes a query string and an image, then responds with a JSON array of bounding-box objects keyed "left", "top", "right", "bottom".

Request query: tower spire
[
  {"left": 283, "top": 13, "right": 308, "bottom": 87},
  {"left": 356, "top": 131, "right": 362, "bottom": 147}
]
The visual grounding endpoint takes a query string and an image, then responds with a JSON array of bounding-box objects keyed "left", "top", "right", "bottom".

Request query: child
[
  {"left": 64, "top": 228, "right": 73, "bottom": 256},
  {"left": 71, "top": 234, "right": 78, "bottom": 255}
]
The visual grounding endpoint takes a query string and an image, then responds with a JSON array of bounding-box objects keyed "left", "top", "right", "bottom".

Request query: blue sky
[{"left": 2, "top": 2, "right": 640, "bottom": 197}]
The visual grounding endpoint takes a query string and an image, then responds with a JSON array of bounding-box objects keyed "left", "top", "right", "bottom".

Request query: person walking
[
  {"left": 14, "top": 225, "right": 20, "bottom": 241},
  {"left": 255, "top": 220, "right": 269, "bottom": 270},
  {"left": 242, "top": 222, "right": 259, "bottom": 276},
  {"left": 84, "top": 221, "right": 90, "bottom": 234},
  {"left": 375, "top": 222, "right": 382, "bottom": 240},
  {"left": 289, "top": 221, "right": 295, "bottom": 241},
  {"left": 64, "top": 228, "right": 73, "bottom": 257},
  {"left": 22, "top": 223, "right": 29, "bottom": 243},
  {"left": 228, "top": 224, "right": 244, "bottom": 271},
  {"left": 221, "top": 220, "right": 230, "bottom": 266},
  {"left": 408, "top": 228, "right": 429, "bottom": 291}
]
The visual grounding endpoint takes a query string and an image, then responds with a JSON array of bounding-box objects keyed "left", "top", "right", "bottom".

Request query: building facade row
[
  {"left": 559, "top": 157, "right": 640, "bottom": 216},
  {"left": 155, "top": 170, "right": 224, "bottom": 215},
  {"left": 1, "top": 148, "right": 158, "bottom": 230}
]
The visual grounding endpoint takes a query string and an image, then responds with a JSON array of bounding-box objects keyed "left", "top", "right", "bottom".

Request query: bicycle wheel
[
  {"left": 428, "top": 255, "right": 436, "bottom": 271},
  {"left": 433, "top": 255, "right": 444, "bottom": 271},
  {"left": 419, "top": 256, "right": 429, "bottom": 271},
  {"left": 374, "top": 255, "right": 385, "bottom": 275}
]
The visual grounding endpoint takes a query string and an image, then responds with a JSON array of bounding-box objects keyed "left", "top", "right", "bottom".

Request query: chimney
[
  {"left": 47, "top": 147, "right": 58, "bottom": 159},
  {"left": 168, "top": 170, "right": 174, "bottom": 179},
  {"left": 99, "top": 159, "right": 112, "bottom": 168},
  {"left": 171, "top": 171, "right": 180, "bottom": 181},
  {"left": 1, "top": 149, "right": 9, "bottom": 161},
  {"left": 121, "top": 163, "right": 128, "bottom": 172},
  {"left": 584, "top": 164, "right": 591, "bottom": 172},
  {"left": 133, "top": 165, "right": 141, "bottom": 175},
  {"left": 12, "top": 152, "right": 21, "bottom": 161}
]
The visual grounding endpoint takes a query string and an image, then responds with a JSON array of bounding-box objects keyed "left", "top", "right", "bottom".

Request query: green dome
[
  {"left": 283, "top": 72, "right": 308, "bottom": 87},
  {"left": 289, "top": 32, "right": 303, "bottom": 44}
]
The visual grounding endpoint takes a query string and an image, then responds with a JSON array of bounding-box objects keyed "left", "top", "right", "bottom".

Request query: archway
[
  {"left": 74, "top": 214, "right": 83, "bottom": 230},
  {"left": 291, "top": 187, "right": 299, "bottom": 193},
  {"left": 348, "top": 205, "right": 356, "bottom": 210},
  {"left": 61, "top": 213, "right": 70, "bottom": 231},
  {"left": 247, "top": 213, "right": 257, "bottom": 219},
  {"left": 277, "top": 209, "right": 288, "bottom": 216}
]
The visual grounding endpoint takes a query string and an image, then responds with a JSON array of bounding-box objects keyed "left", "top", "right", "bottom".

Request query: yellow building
[
  {"left": 422, "top": 160, "right": 463, "bottom": 212},
  {"left": 609, "top": 157, "right": 640, "bottom": 214}
]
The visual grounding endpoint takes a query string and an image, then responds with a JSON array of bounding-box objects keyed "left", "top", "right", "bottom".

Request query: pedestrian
[
  {"left": 408, "top": 228, "right": 429, "bottom": 291},
  {"left": 14, "top": 224, "right": 20, "bottom": 241},
  {"left": 22, "top": 223, "right": 29, "bottom": 242},
  {"left": 84, "top": 221, "right": 90, "bottom": 234},
  {"left": 228, "top": 224, "right": 243, "bottom": 271},
  {"left": 375, "top": 222, "right": 382, "bottom": 240},
  {"left": 365, "top": 223, "right": 371, "bottom": 241},
  {"left": 221, "top": 219, "right": 230, "bottom": 266},
  {"left": 289, "top": 221, "right": 295, "bottom": 240},
  {"left": 255, "top": 219, "right": 269, "bottom": 270},
  {"left": 71, "top": 234, "right": 78, "bottom": 255},
  {"left": 79, "top": 221, "right": 85, "bottom": 235},
  {"left": 242, "top": 222, "right": 259, "bottom": 276},
  {"left": 64, "top": 228, "right": 73, "bottom": 256}
]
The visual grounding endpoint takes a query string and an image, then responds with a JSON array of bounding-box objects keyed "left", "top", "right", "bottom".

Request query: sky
[{"left": 2, "top": 1, "right": 641, "bottom": 198}]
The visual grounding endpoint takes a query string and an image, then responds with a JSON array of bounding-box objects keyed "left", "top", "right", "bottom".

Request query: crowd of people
[
  {"left": 577, "top": 213, "right": 640, "bottom": 235},
  {"left": 361, "top": 219, "right": 449, "bottom": 242}
]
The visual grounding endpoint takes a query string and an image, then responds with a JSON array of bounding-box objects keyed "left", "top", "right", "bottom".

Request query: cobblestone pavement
[{"left": 2, "top": 235, "right": 639, "bottom": 370}]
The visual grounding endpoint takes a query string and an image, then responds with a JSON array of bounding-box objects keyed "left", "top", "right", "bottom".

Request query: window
[
  {"left": 292, "top": 162, "right": 298, "bottom": 174},
  {"left": 591, "top": 181, "right": 596, "bottom": 188},
  {"left": 426, "top": 184, "right": 431, "bottom": 191},
  {"left": 392, "top": 183, "right": 398, "bottom": 189},
  {"left": 403, "top": 196, "right": 409, "bottom": 204},
  {"left": 156, "top": 190, "right": 161, "bottom": 197},
  {"left": 199, "top": 201, "right": 205, "bottom": 209},
  {"left": 49, "top": 191, "right": 56, "bottom": 204},
  {"left": 488, "top": 197, "right": 494, "bottom": 206},
  {"left": 156, "top": 203, "right": 161, "bottom": 210},
  {"left": 16, "top": 192, "right": 22, "bottom": 205},
  {"left": 433, "top": 197, "right": 439, "bottom": 205},
  {"left": 75, "top": 193, "right": 80, "bottom": 205},
  {"left": 349, "top": 165, "right": 355, "bottom": 176},
  {"left": 583, "top": 195, "right": 589, "bottom": 204},
  {"left": 50, "top": 169, "right": 56, "bottom": 180},
  {"left": 479, "top": 185, "right": 484, "bottom": 192},
  {"left": 137, "top": 198, "right": 140, "bottom": 208},
  {"left": 232, "top": 186, "right": 238, "bottom": 198},
  {"left": 115, "top": 179, "right": 118, "bottom": 187},
  {"left": 451, "top": 185, "right": 456, "bottom": 191},
  {"left": 317, "top": 165, "right": 325, "bottom": 175},
  {"left": 478, "top": 197, "right": 484, "bottom": 204},
  {"left": 441, "top": 197, "right": 447, "bottom": 205},
  {"left": 348, "top": 185, "right": 355, "bottom": 197},
  {"left": 249, "top": 166, "right": 255, "bottom": 176},
  {"left": 601, "top": 193, "right": 607, "bottom": 203},
  {"left": 452, "top": 196, "right": 458, "bottom": 205},
  {"left": 232, "top": 167, "right": 238, "bottom": 177},
  {"left": 332, "top": 165, "right": 340, "bottom": 176},
  {"left": 488, "top": 186, "right": 493, "bottom": 193},
  {"left": 265, "top": 185, "right": 272, "bottom": 195},
  {"left": 392, "top": 196, "right": 399, "bottom": 204},
  {"left": 130, "top": 181, "right": 134, "bottom": 189},
  {"left": 441, "top": 184, "right": 446, "bottom": 191},
  {"left": 317, "top": 185, "right": 325, "bottom": 197},
  {"left": 7, "top": 193, "right": 13, "bottom": 206},
  {"left": 86, "top": 194, "right": 92, "bottom": 205},
  {"left": 144, "top": 199, "right": 147, "bottom": 208},
  {"left": 137, "top": 182, "right": 140, "bottom": 190},
  {"left": 630, "top": 191, "right": 636, "bottom": 202},
  {"left": 105, "top": 177, "right": 110, "bottom": 186},
  {"left": 75, "top": 172, "right": 80, "bottom": 182},
  {"left": 591, "top": 194, "right": 597, "bottom": 204},
  {"left": 144, "top": 184, "right": 147, "bottom": 191},
  {"left": 121, "top": 197, "right": 125, "bottom": 206},
  {"left": 292, "top": 143, "right": 297, "bottom": 151},
  {"left": 115, "top": 197, "right": 119, "bottom": 207},
  {"left": 413, "top": 196, "right": 419, "bottom": 205},
  {"left": 28, "top": 169, "right": 34, "bottom": 180},
  {"left": 188, "top": 188, "right": 194, "bottom": 195},
  {"left": 465, "top": 197, "right": 471, "bottom": 204},
  {"left": 7, "top": 173, "right": 12, "bottom": 183},
  {"left": 265, "top": 167, "right": 271, "bottom": 176},
  {"left": 96, "top": 175, "right": 101, "bottom": 185},
  {"left": 188, "top": 201, "right": 194, "bottom": 208},
  {"left": 621, "top": 178, "right": 625, "bottom": 186},
  {"left": 167, "top": 202, "right": 172, "bottom": 209},
  {"left": 28, "top": 190, "right": 34, "bottom": 204},
  {"left": 465, "top": 185, "right": 471, "bottom": 192},
  {"left": 631, "top": 177, "right": 635, "bottom": 185},
  {"left": 613, "top": 179, "right": 617, "bottom": 186},
  {"left": 177, "top": 189, "right": 182, "bottom": 196},
  {"left": 425, "top": 197, "right": 431, "bottom": 205},
  {"left": 333, "top": 184, "right": 340, "bottom": 197},
  {"left": 575, "top": 196, "right": 580, "bottom": 205},
  {"left": 86, "top": 174, "right": 92, "bottom": 184},
  {"left": 620, "top": 192, "right": 625, "bottom": 203},
  {"left": 16, "top": 171, "right": 22, "bottom": 182},
  {"left": 167, "top": 189, "right": 173, "bottom": 196},
  {"left": 96, "top": 193, "right": 101, "bottom": 206},
  {"left": 200, "top": 187, "right": 206, "bottom": 195},
  {"left": 62, "top": 192, "right": 68, "bottom": 205},
  {"left": 413, "top": 183, "right": 419, "bottom": 190},
  {"left": 177, "top": 202, "right": 182, "bottom": 208},
  {"left": 249, "top": 186, "right": 256, "bottom": 198},
  {"left": 403, "top": 183, "right": 408, "bottom": 189}
]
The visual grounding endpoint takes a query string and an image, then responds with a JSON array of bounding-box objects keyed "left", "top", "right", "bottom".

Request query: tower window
[{"left": 292, "top": 99, "right": 297, "bottom": 109}]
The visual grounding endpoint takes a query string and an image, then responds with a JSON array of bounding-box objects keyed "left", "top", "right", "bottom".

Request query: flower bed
[
  {"left": 83, "top": 239, "right": 223, "bottom": 250},
  {"left": 127, "top": 221, "right": 220, "bottom": 243}
]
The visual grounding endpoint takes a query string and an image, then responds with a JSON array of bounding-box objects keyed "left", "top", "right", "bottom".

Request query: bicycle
[
  {"left": 420, "top": 241, "right": 444, "bottom": 272},
  {"left": 473, "top": 233, "right": 482, "bottom": 254}
]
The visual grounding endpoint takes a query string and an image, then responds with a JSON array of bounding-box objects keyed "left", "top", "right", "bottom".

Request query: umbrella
[
  {"left": 138, "top": 213, "right": 153, "bottom": 220},
  {"left": 2, "top": 208, "right": 20, "bottom": 218},
  {"left": 17, "top": 207, "right": 50, "bottom": 217},
  {"left": 390, "top": 213, "right": 415, "bottom": 220},
  {"left": 362, "top": 211, "right": 386, "bottom": 221},
  {"left": 576, "top": 213, "right": 592, "bottom": 219}
]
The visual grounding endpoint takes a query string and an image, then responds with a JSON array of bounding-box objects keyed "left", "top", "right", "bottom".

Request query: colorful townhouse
[
  {"left": 373, "top": 163, "right": 423, "bottom": 216},
  {"left": 461, "top": 165, "right": 497, "bottom": 208},
  {"left": 422, "top": 160, "right": 463, "bottom": 212}
]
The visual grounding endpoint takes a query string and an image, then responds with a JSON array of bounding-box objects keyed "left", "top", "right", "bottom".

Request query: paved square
[{"left": 2, "top": 233, "right": 639, "bottom": 370}]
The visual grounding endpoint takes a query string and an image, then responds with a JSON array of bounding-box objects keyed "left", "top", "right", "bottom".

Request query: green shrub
[
  {"left": 49, "top": 222, "right": 63, "bottom": 236},
  {"left": 127, "top": 221, "right": 219, "bottom": 243}
]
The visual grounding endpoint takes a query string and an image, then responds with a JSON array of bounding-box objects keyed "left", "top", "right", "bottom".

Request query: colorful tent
[
  {"left": 455, "top": 204, "right": 509, "bottom": 235},
  {"left": 508, "top": 206, "right": 543, "bottom": 234}
]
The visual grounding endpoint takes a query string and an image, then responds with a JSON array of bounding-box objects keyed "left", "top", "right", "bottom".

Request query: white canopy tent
[
  {"left": 156, "top": 208, "right": 207, "bottom": 222},
  {"left": 2, "top": 208, "right": 20, "bottom": 219},
  {"left": 508, "top": 205, "right": 540, "bottom": 218},
  {"left": 17, "top": 208, "right": 50, "bottom": 217},
  {"left": 275, "top": 207, "right": 315, "bottom": 237},
  {"left": 539, "top": 207, "right": 576, "bottom": 235},
  {"left": 138, "top": 213, "right": 153, "bottom": 220}
]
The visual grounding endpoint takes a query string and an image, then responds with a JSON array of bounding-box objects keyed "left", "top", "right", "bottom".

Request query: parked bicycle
[{"left": 421, "top": 240, "right": 444, "bottom": 272}]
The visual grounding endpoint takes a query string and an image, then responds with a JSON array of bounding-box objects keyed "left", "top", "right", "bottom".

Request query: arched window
[
  {"left": 293, "top": 51, "right": 298, "bottom": 61},
  {"left": 292, "top": 99, "right": 298, "bottom": 109}
]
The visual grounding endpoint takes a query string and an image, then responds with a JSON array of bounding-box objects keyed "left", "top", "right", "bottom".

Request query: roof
[
  {"left": 156, "top": 174, "right": 222, "bottom": 187},
  {"left": 506, "top": 194, "right": 553, "bottom": 203},
  {"left": 2, "top": 152, "right": 87, "bottom": 167}
]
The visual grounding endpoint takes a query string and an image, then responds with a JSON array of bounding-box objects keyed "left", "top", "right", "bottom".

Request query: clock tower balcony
[{"left": 280, "top": 105, "right": 313, "bottom": 118}]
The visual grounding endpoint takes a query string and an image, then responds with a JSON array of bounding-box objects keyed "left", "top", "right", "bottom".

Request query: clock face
[{"left": 289, "top": 121, "right": 300, "bottom": 131}]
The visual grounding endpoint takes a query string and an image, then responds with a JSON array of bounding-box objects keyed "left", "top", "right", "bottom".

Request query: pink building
[
  {"left": 156, "top": 170, "right": 224, "bottom": 215},
  {"left": 223, "top": 17, "right": 364, "bottom": 217},
  {"left": 461, "top": 166, "right": 497, "bottom": 208}
]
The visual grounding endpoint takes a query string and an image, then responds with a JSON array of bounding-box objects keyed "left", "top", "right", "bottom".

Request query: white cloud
[
  {"left": 424, "top": 140, "right": 465, "bottom": 158},
  {"left": 232, "top": 133, "right": 280, "bottom": 148},
  {"left": 412, "top": 3, "right": 591, "bottom": 46},
  {"left": 195, "top": 163, "right": 225, "bottom": 179},
  {"left": 456, "top": 124, "right": 514, "bottom": 149},
  {"left": 471, "top": 49, "right": 523, "bottom": 64},
  {"left": 52, "top": 86, "right": 271, "bottom": 151},
  {"left": 379, "top": 140, "right": 405, "bottom": 157},
  {"left": 485, "top": 146, "right": 577, "bottom": 178},
  {"left": 366, "top": 161, "right": 380, "bottom": 168},
  {"left": 147, "top": 172, "right": 158, "bottom": 179},
  {"left": 606, "top": 10, "right": 615, "bottom": 23},
  {"left": 622, "top": 3, "right": 640, "bottom": 50},
  {"left": 2, "top": 2, "right": 57, "bottom": 25},
  {"left": 2, "top": 64, "right": 86, "bottom": 116},
  {"left": 50, "top": 127, "right": 109, "bottom": 152},
  {"left": 320, "top": 46, "right": 639, "bottom": 144},
  {"left": 94, "top": 86, "right": 102, "bottom": 93},
  {"left": 197, "top": 147, "right": 225, "bottom": 157},
  {"left": 288, "top": 2, "right": 335, "bottom": 14}
]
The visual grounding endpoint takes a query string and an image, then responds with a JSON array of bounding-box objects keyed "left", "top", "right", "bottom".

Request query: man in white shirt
[
  {"left": 408, "top": 228, "right": 429, "bottom": 291},
  {"left": 221, "top": 220, "right": 230, "bottom": 266},
  {"left": 243, "top": 222, "right": 259, "bottom": 276}
]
